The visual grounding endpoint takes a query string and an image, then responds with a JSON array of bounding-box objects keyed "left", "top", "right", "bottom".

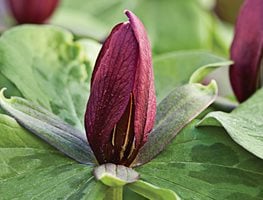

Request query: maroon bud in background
[
  {"left": 230, "top": 0, "right": 263, "bottom": 102},
  {"left": 85, "top": 10, "right": 156, "bottom": 167},
  {"left": 6, "top": 0, "right": 59, "bottom": 24}
]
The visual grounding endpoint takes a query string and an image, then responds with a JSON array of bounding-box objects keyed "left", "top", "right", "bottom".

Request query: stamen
[
  {"left": 120, "top": 94, "right": 133, "bottom": 159},
  {"left": 111, "top": 125, "right": 117, "bottom": 146},
  {"left": 127, "top": 138, "right": 136, "bottom": 160}
]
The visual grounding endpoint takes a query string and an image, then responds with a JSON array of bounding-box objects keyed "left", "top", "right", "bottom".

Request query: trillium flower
[
  {"left": 6, "top": 0, "right": 60, "bottom": 24},
  {"left": 85, "top": 10, "right": 156, "bottom": 167},
  {"left": 230, "top": 0, "right": 263, "bottom": 102}
]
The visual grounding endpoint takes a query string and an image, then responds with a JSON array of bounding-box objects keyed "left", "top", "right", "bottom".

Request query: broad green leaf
[
  {"left": 2, "top": 111, "right": 262, "bottom": 199},
  {"left": 198, "top": 88, "right": 263, "bottom": 159},
  {"left": 0, "top": 89, "right": 95, "bottom": 164},
  {"left": 0, "top": 114, "right": 108, "bottom": 199},
  {"left": 0, "top": 112, "right": 176, "bottom": 199},
  {"left": 136, "top": 82, "right": 218, "bottom": 165},
  {"left": 153, "top": 51, "right": 230, "bottom": 102},
  {"left": 0, "top": 25, "right": 98, "bottom": 130},
  {"left": 137, "top": 120, "right": 263, "bottom": 200},
  {"left": 94, "top": 163, "right": 139, "bottom": 187},
  {"left": 128, "top": 180, "right": 180, "bottom": 200}
]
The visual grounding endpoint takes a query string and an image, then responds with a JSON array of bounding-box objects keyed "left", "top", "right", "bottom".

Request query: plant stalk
[{"left": 106, "top": 187, "right": 123, "bottom": 200}]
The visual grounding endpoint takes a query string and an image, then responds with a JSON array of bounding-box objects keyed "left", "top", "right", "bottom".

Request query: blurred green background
[
  {"left": 0, "top": 0, "right": 244, "bottom": 55},
  {"left": 51, "top": 0, "right": 239, "bottom": 56},
  {"left": 0, "top": 0, "right": 244, "bottom": 99},
  {"left": 53, "top": 0, "right": 243, "bottom": 98}
]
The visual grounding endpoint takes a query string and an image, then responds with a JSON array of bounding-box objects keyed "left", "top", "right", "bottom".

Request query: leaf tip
[
  {"left": 209, "top": 79, "right": 218, "bottom": 95},
  {"left": 0, "top": 87, "right": 7, "bottom": 96},
  {"left": 0, "top": 88, "right": 9, "bottom": 103}
]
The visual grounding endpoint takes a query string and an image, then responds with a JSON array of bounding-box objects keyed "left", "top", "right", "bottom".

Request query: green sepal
[
  {"left": 136, "top": 82, "right": 218, "bottom": 165},
  {"left": 0, "top": 88, "right": 95, "bottom": 164},
  {"left": 94, "top": 163, "right": 139, "bottom": 187}
]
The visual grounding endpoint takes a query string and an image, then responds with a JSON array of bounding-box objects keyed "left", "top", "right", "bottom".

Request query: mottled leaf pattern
[
  {"left": 0, "top": 114, "right": 103, "bottom": 199},
  {"left": 136, "top": 82, "right": 217, "bottom": 165},
  {"left": 137, "top": 120, "right": 263, "bottom": 200},
  {"left": 198, "top": 88, "right": 263, "bottom": 159},
  {"left": 0, "top": 90, "right": 95, "bottom": 164}
]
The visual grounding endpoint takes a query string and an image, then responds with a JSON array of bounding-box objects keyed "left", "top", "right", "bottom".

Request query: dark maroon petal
[
  {"left": 125, "top": 11, "right": 156, "bottom": 147},
  {"left": 230, "top": 0, "right": 263, "bottom": 102},
  {"left": 90, "top": 23, "right": 124, "bottom": 86},
  {"left": 7, "top": 0, "right": 59, "bottom": 24},
  {"left": 85, "top": 22, "right": 139, "bottom": 164},
  {"left": 145, "top": 74, "right": 156, "bottom": 136},
  {"left": 86, "top": 10, "right": 156, "bottom": 166}
]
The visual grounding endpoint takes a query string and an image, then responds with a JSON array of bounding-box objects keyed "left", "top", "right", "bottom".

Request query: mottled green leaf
[
  {"left": 0, "top": 89, "right": 95, "bottom": 164},
  {"left": 128, "top": 180, "right": 180, "bottom": 200},
  {"left": 2, "top": 111, "right": 262, "bottom": 199},
  {"left": 198, "top": 88, "right": 263, "bottom": 159},
  {"left": 0, "top": 25, "right": 98, "bottom": 130},
  {"left": 137, "top": 120, "right": 263, "bottom": 200},
  {"left": 153, "top": 51, "right": 230, "bottom": 102},
  {"left": 0, "top": 114, "right": 106, "bottom": 200},
  {"left": 0, "top": 111, "right": 178, "bottom": 199},
  {"left": 136, "top": 82, "right": 218, "bottom": 165}
]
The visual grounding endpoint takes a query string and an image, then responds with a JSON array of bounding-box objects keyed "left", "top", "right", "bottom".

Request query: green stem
[{"left": 106, "top": 187, "right": 123, "bottom": 200}]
